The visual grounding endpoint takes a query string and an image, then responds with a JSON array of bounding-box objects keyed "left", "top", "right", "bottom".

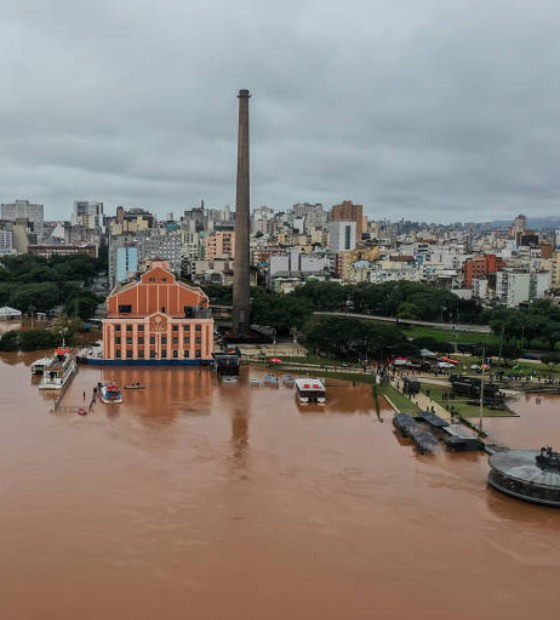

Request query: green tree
[{"left": 396, "top": 302, "right": 421, "bottom": 320}]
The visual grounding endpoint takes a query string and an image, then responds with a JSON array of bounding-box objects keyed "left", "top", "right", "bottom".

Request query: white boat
[
  {"left": 39, "top": 348, "right": 75, "bottom": 390},
  {"left": 282, "top": 375, "right": 295, "bottom": 386},
  {"left": 295, "top": 378, "right": 326, "bottom": 404},
  {"left": 100, "top": 383, "right": 123, "bottom": 404},
  {"left": 250, "top": 377, "right": 260, "bottom": 386},
  {"left": 221, "top": 375, "right": 239, "bottom": 384},
  {"left": 31, "top": 356, "right": 52, "bottom": 376},
  {"left": 263, "top": 373, "right": 279, "bottom": 385}
]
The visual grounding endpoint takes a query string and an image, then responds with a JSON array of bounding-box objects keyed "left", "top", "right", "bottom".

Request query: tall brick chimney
[{"left": 232, "top": 89, "right": 251, "bottom": 337}]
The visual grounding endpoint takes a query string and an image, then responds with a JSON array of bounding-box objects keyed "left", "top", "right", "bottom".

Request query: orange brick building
[
  {"left": 463, "top": 254, "right": 506, "bottom": 289},
  {"left": 102, "top": 266, "right": 214, "bottom": 365}
]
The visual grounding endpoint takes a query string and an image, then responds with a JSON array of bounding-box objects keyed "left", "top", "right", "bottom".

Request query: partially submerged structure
[{"left": 488, "top": 447, "right": 560, "bottom": 507}]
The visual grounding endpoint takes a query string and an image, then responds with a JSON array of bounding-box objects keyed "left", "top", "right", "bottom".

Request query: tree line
[
  {"left": 202, "top": 280, "right": 560, "bottom": 350},
  {"left": 0, "top": 253, "right": 105, "bottom": 319}
]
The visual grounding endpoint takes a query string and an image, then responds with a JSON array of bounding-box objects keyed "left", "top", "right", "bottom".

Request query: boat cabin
[{"left": 295, "top": 378, "right": 326, "bottom": 404}]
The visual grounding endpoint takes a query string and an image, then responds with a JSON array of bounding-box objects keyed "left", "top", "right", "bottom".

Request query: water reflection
[
  {"left": 3, "top": 356, "right": 560, "bottom": 618},
  {"left": 230, "top": 407, "right": 250, "bottom": 469}
]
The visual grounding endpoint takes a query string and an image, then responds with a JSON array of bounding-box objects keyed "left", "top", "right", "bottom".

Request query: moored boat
[
  {"left": 124, "top": 383, "right": 146, "bottom": 390},
  {"left": 282, "top": 375, "right": 295, "bottom": 386},
  {"left": 39, "top": 348, "right": 76, "bottom": 390},
  {"left": 250, "top": 377, "right": 261, "bottom": 386},
  {"left": 221, "top": 375, "right": 239, "bottom": 384},
  {"left": 31, "top": 357, "right": 52, "bottom": 376},
  {"left": 100, "top": 383, "right": 123, "bottom": 404},
  {"left": 263, "top": 373, "right": 279, "bottom": 386},
  {"left": 295, "top": 378, "right": 326, "bottom": 404}
]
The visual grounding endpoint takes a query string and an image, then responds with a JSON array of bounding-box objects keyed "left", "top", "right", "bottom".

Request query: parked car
[{"left": 437, "top": 361, "right": 455, "bottom": 369}]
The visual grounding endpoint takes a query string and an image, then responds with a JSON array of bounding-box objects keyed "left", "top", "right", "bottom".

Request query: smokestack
[{"left": 232, "top": 89, "right": 251, "bottom": 337}]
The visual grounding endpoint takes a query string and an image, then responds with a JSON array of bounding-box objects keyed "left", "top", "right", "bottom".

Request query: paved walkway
[{"left": 389, "top": 375, "right": 452, "bottom": 419}]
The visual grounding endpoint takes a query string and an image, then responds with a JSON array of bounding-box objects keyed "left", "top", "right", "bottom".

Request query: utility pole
[
  {"left": 479, "top": 344, "right": 486, "bottom": 431},
  {"left": 497, "top": 324, "right": 505, "bottom": 372}
]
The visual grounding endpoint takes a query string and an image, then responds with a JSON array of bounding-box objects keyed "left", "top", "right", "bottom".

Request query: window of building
[
  {"left": 150, "top": 350, "right": 156, "bottom": 359},
  {"left": 173, "top": 337, "right": 178, "bottom": 344},
  {"left": 161, "top": 307, "right": 166, "bottom": 313},
  {"left": 116, "top": 350, "right": 121, "bottom": 358},
  {"left": 126, "top": 350, "right": 133, "bottom": 359},
  {"left": 195, "top": 325, "right": 202, "bottom": 332},
  {"left": 161, "top": 337, "right": 167, "bottom": 345},
  {"left": 115, "top": 325, "right": 121, "bottom": 332},
  {"left": 119, "top": 305, "right": 133, "bottom": 314},
  {"left": 173, "top": 350, "right": 178, "bottom": 358},
  {"left": 161, "top": 350, "right": 167, "bottom": 358},
  {"left": 138, "top": 350, "right": 144, "bottom": 359},
  {"left": 150, "top": 336, "right": 155, "bottom": 345},
  {"left": 115, "top": 337, "right": 121, "bottom": 345},
  {"left": 126, "top": 325, "right": 132, "bottom": 332},
  {"left": 183, "top": 337, "right": 190, "bottom": 345},
  {"left": 162, "top": 277, "right": 167, "bottom": 281},
  {"left": 183, "top": 350, "right": 190, "bottom": 358},
  {"left": 138, "top": 325, "right": 144, "bottom": 332},
  {"left": 138, "top": 337, "right": 144, "bottom": 345},
  {"left": 195, "top": 350, "right": 201, "bottom": 358},
  {"left": 149, "top": 277, "right": 155, "bottom": 282},
  {"left": 126, "top": 337, "right": 132, "bottom": 345},
  {"left": 172, "top": 325, "right": 178, "bottom": 332},
  {"left": 196, "top": 337, "right": 201, "bottom": 344}
]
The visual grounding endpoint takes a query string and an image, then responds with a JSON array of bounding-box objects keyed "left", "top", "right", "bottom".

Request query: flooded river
[{"left": 1, "top": 353, "right": 559, "bottom": 619}]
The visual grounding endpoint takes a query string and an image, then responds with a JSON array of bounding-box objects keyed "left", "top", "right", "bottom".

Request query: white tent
[{"left": 0, "top": 306, "right": 23, "bottom": 320}]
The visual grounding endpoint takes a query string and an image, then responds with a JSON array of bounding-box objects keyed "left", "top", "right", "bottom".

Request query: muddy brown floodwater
[{"left": 1, "top": 353, "right": 559, "bottom": 619}]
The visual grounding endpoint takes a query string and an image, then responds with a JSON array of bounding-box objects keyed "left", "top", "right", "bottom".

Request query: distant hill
[{"left": 474, "top": 216, "right": 560, "bottom": 230}]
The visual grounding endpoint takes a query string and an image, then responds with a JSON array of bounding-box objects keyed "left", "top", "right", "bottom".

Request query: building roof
[
  {"left": 489, "top": 449, "right": 560, "bottom": 489},
  {"left": 416, "top": 412, "right": 450, "bottom": 428},
  {"left": 0, "top": 306, "right": 22, "bottom": 316}
]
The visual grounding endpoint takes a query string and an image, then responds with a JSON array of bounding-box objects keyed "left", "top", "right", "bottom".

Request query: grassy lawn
[
  {"left": 379, "top": 381, "right": 420, "bottom": 414},
  {"left": 419, "top": 382, "right": 511, "bottom": 418}
]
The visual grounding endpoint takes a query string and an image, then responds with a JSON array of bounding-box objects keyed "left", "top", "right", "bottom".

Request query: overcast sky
[{"left": 1, "top": 0, "right": 560, "bottom": 223}]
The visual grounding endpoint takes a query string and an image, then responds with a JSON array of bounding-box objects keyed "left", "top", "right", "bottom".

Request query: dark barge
[{"left": 393, "top": 413, "right": 438, "bottom": 454}]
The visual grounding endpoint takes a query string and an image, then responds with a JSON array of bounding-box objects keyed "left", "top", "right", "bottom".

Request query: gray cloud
[{"left": 1, "top": 0, "right": 560, "bottom": 222}]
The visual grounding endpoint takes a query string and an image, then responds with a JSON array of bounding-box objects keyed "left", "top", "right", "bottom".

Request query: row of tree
[
  {"left": 203, "top": 280, "right": 560, "bottom": 349},
  {"left": 0, "top": 316, "right": 86, "bottom": 352},
  {"left": 0, "top": 254, "right": 105, "bottom": 318}
]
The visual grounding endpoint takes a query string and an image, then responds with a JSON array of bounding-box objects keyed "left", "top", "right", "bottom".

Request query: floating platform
[
  {"left": 393, "top": 413, "right": 438, "bottom": 454},
  {"left": 488, "top": 448, "right": 560, "bottom": 507}
]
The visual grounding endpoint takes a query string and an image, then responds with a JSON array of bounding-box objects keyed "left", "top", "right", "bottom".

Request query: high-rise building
[
  {"left": 205, "top": 231, "right": 235, "bottom": 260},
  {"left": 329, "top": 220, "right": 356, "bottom": 252},
  {"left": 74, "top": 201, "right": 104, "bottom": 229},
  {"left": 1, "top": 200, "right": 44, "bottom": 240},
  {"left": 0, "top": 224, "right": 15, "bottom": 256},
  {"left": 331, "top": 200, "right": 363, "bottom": 241}
]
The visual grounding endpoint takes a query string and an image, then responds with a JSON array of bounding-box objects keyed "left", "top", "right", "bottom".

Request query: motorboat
[
  {"left": 39, "top": 348, "right": 76, "bottom": 390},
  {"left": 282, "top": 375, "right": 295, "bottom": 386},
  {"left": 263, "top": 373, "right": 279, "bottom": 386},
  {"left": 250, "top": 377, "right": 261, "bottom": 386},
  {"left": 295, "top": 378, "right": 326, "bottom": 404},
  {"left": 31, "top": 356, "right": 52, "bottom": 376},
  {"left": 100, "top": 383, "right": 123, "bottom": 404},
  {"left": 124, "top": 383, "right": 146, "bottom": 390},
  {"left": 221, "top": 375, "right": 239, "bottom": 384}
]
